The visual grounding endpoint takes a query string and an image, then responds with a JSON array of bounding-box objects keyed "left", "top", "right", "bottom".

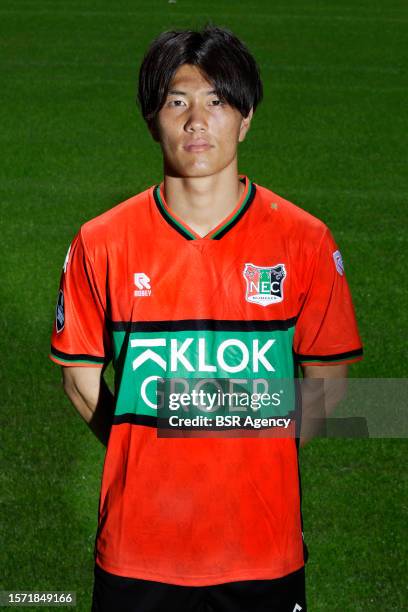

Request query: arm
[
  {"left": 61, "top": 366, "right": 115, "bottom": 448},
  {"left": 299, "top": 363, "right": 348, "bottom": 447}
]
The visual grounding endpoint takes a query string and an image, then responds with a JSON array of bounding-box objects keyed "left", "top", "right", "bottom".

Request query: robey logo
[{"left": 134, "top": 272, "right": 151, "bottom": 296}]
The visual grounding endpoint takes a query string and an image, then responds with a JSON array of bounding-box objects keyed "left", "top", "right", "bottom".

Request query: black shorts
[{"left": 91, "top": 562, "right": 307, "bottom": 612}]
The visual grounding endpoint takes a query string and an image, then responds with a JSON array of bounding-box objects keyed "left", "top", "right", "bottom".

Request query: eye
[
  {"left": 168, "top": 99, "right": 186, "bottom": 107},
  {"left": 211, "top": 99, "right": 225, "bottom": 106}
]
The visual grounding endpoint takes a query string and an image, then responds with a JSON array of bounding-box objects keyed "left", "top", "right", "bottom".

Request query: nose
[{"left": 184, "top": 102, "right": 207, "bottom": 132}]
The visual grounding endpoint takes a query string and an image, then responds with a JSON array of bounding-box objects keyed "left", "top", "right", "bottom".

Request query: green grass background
[{"left": 1, "top": 0, "right": 407, "bottom": 610}]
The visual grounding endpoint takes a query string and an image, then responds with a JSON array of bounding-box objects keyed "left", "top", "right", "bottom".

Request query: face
[{"left": 150, "top": 63, "right": 253, "bottom": 178}]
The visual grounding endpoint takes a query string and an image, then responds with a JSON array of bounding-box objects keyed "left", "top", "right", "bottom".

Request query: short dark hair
[{"left": 137, "top": 24, "right": 263, "bottom": 130}]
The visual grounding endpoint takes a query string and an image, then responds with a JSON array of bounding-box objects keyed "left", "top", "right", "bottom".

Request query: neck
[{"left": 161, "top": 160, "right": 245, "bottom": 238}]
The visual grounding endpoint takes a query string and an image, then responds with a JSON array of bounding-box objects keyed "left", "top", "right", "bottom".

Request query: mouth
[{"left": 183, "top": 141, "right": 213, "bottom": 152}]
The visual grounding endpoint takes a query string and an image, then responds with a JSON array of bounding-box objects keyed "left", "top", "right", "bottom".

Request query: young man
[{"left": 49, "top": 25, "right": 363, "bottom": 612}]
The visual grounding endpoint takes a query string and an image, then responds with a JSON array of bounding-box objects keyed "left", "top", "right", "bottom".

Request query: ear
[{"left": 238, "top": 107, "right": 254, "bottom": 143}]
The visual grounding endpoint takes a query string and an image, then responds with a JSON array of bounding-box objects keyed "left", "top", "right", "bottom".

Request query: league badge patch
[
  {"left": 333, "top": 249, "right": 344, "bottom": 276},
  {"left": 243, "top": 263, "right": 287, "bottom": 307},
  {"left": 56, "top": 289, "right": 65, "bottom": 333}
]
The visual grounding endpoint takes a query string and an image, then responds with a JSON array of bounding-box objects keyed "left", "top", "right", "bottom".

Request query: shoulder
[
  {"left": 254, "top": 181, "right": 330, "bottom": 243},
  {"left": 77, "top": 184, "right": 153, "bottom": 254}
]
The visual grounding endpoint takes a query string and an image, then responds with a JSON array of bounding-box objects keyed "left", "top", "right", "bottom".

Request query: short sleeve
[
  {"left": 293, "top": 226, "right": 363, "bottom": 366},
  {"left": 49, "top": 229, "right": 112, "bottom": 368}
]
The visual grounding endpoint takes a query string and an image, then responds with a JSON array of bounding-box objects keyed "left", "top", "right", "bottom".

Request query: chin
[{"left": 169, "top": 164, "right": 218, "bottom": 179}]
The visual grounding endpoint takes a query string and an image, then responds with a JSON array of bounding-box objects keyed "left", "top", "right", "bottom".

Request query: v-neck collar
[{"left": 152, "top": 174, "right": 256, "bottom": 241}]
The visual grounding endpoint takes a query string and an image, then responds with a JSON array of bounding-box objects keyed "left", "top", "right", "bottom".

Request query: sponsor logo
[
  {"left": 56, "top": 290, "right": 64, "bottom": 333},
  {"left": 333, "top": 249, "right": 344, "bottom": 276},
  {"left": 243, "top": 263, "right": 286, "bottom": 306},
  {"left": 126, "top": 335, "right": 292, "bottom": 413},
  {"left": 114, "top": 329, "right": 296, "bottom": 416},
  {"left": 134, "top": 272, "right": 151, "bottom": 297},
  {"left": 130, "top": 337, "right": 276, "bottom": 374}
]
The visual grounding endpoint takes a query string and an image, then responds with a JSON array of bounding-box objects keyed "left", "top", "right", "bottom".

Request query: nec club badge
[{"left": 243, "top": 263, "right": 287, "bottom": 307}]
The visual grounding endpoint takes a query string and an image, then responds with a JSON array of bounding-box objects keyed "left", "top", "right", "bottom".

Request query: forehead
[{"left": 168, "top": 64, "right": 214, "bottom": 92}]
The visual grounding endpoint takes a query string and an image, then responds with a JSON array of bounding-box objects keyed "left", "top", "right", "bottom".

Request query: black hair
[{"left": 137, "top": 24, "right": 263, "bottom": 130}]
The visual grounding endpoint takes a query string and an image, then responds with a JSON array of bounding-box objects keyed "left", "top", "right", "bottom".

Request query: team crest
[{"left": 243, "top": 263, "right": 287, "bottom": 307}]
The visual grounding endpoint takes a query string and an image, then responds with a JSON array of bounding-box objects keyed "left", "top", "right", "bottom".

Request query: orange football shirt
[{"left": 49, "top": 175, "right": 363, "bottom": 585}]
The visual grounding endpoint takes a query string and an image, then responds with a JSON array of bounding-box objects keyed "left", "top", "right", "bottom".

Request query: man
[{"left": 49, "top": 25, "right": 363, "bottom": 612}]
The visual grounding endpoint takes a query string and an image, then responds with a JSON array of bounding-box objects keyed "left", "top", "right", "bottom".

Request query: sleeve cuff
[
  {"left": 49, "top": 345, "right": 106, "bottom": 367},
  {"left": 295, "top": 347, "right": 363, "bottom": 366}
]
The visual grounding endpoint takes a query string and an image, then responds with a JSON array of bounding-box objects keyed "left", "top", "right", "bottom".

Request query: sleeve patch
[
  {"left": 332, "top": 249, "right": 344, "bottom": 276},
  {"left": 55, "top": 289, "right": 65, "bottom": 333}
]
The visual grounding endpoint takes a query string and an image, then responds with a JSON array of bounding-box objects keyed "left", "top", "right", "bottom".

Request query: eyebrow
[{"left": 167, "top": 89, "right": 218, "bottom": 96}]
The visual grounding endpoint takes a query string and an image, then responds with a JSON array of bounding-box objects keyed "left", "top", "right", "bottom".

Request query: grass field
[{"left": 1, "top": 1, "right": 407, "bottom": 610}]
